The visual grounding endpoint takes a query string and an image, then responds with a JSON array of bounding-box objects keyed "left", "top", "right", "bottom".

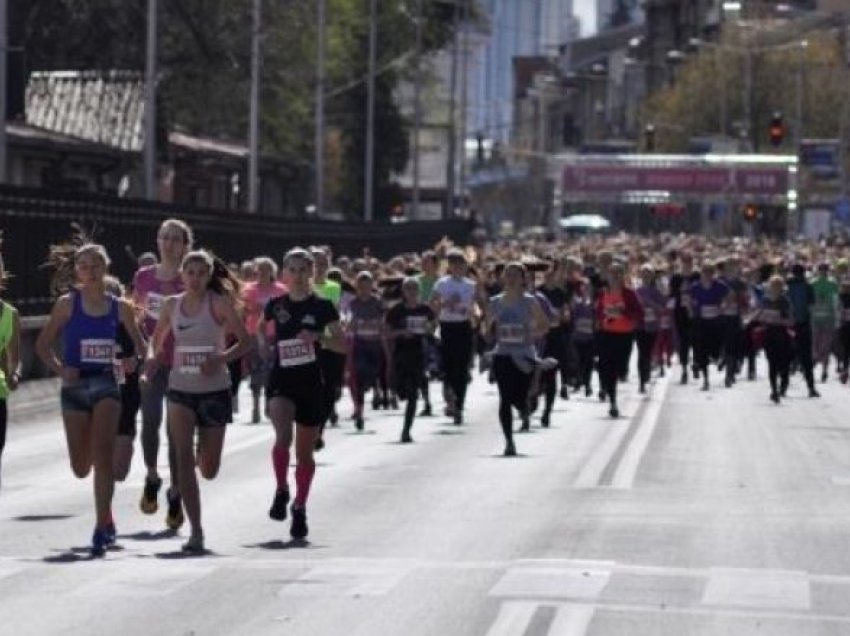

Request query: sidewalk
[{"left": 8, "top": 377, "right": 61, "bottom": 421}]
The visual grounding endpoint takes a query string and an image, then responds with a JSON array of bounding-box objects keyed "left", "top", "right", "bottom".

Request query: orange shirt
[{"left": 600, "top": 291, "right": 634, "bottom": 333}]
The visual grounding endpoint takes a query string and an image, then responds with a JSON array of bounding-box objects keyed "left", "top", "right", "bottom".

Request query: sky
[{"left": 574, "top": 0, "right": 598, "bottom": 36}]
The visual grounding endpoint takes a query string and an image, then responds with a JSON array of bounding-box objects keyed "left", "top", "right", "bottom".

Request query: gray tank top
[
  {"left": 490, "top": 293, "right": 538, "bottom": 371},
  {"left": 168, "top": 292, "right": 231, "bottom": 393}
]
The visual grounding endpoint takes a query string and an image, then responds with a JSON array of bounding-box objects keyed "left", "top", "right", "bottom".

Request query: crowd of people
[{"left": 1, "top": 221, "right": 849, "bottom": 557}]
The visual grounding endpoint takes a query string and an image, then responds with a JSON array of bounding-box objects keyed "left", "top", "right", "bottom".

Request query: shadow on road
[
  {"left": 42, "top": 547, "right": 94, "bottom": 564},
  {"left": 14, "top": 514, "right": 75, "bottom": 522},
  {"left": 243, "top": 539, "right": 317, "bottom": 551},
  {"left": 118, "top": 530, "right": 177, "bottom": 542},
  {"left": 153, "top": 549, "right": 224, "bottom": 560}
]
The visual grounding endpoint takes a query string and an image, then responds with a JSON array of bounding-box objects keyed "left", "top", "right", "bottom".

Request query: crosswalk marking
[
  {"left": 486, "top": 602, "right": 596, "bottom": 636},
  {"left": 490, "top": 566, "right": 612, "bottom": 600},
  {"left": 702, "top": 568, "right": 811, "bottom": 611}
]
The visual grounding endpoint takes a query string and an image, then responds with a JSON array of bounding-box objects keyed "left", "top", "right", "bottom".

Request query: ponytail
[
  {"left": 181, "top": 249, "right": 242, "bottom": 307},
  {"left": 42, "top": 224, "right": 109, "bottom": 296}
]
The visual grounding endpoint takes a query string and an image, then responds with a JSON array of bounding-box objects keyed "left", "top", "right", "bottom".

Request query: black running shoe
[
  {"left": 314, "top": 436, "right": 325, "bottom": 451},
  {"left": 560, "top": 385, "right": 569, "bottom": 400},
  {"left": 139, "top": 475, "right": 162, "bottom": 515},
  {"left": 400, "top": 432, "right": 413, "bottom": 443},
  {"left": 609, "top": 405, "right": 619, "bottom": 418},
  {"left": 165, "top": 488, "right": 184, "bottom": 531},
  {"left": 290, "top": 506, "right": 308, "bottom": 539},
  {"left": 418, "top": 404, "right": 432, "bottom": 417},
  {"left": 504, "top": 441, "right": 517, "bottom": 457},
  {"left": 90, "top": 527, "right": 109, "bottom": 558},
  {"left": 269, "top": 489, "right": 290, "bottom": 521},
  {"left": 105, "top": 521, "right": 117, "bottom": 546},
  {"left": 770, "top": 392, "right": 780, "bottom": 404},
  {"left": 541, "top": 413, "right": 550, "bottom": 428},
  {"left": 181, "top": 532, "right": 205, "bottom": 554},
  {"left": 355, "top": 414, "right": 364, "bottom": 431},
  {"left": 329, "top": 409, "right": 339, "bottom": 426}
]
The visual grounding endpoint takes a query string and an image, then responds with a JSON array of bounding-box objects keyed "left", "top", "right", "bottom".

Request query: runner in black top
[
  {"left": 385, "top": 278, "right": 436, "bottom": 442},
  {"left": 260, "top": 248, "right": 345, "bottom": 540}
]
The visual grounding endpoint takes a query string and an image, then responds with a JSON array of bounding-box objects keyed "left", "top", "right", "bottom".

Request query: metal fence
[{"left": 0, "top": 185, "right": 471, "bottom": 316}]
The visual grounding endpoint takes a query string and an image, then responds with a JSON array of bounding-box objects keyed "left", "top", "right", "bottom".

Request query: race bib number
[
  {"left": 176, "top": 346, "right": 214, "bottom": 375},
  {"left": 80, "top": 339, "right": 115, "bottom": 365},
  {"left": 145, "top": 293, "right": 165, "bottom": 320},
  {"left": 701, "top": 305, "right": 720, "bottom": 319},
  {"left": 761, "top": 309, "right": 781, "bottom": 325},
  {"left": 575, "top": 318, "right": 594, "bottom": 334},
  {"left": 406, "top": 316, "right": 428, "bottom": 335},
  {"left": 604, "top": 304, "right": 624, "bottom": 319},
  {"left": 356, "top": 319, "right": 381, "bottom": 338},
  {"left": 723, "top": 305, "right": 740, "bottom": 316},
  {"left": 277, "top": 338, "right": 316, "bottom": 368},
  {"left": 497, "top": 324, "right": 526, "bottom": 345}
]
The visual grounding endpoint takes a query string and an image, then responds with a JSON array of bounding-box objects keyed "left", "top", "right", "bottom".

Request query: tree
[
  {"left": 640, "top": 28, "right": 850, "bottom": 153},
  {"left": 11, "top": 0, "right": 471, "bottom": 219}
]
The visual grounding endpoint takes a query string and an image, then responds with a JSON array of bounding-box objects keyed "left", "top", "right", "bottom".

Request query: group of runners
[{"left": 2, "top": 223, "right": 850, "bottom": 556}]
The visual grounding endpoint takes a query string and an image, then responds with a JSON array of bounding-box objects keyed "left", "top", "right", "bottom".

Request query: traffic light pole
[{"left": 144, "top": 0, "right": 157, "bottom": 199}]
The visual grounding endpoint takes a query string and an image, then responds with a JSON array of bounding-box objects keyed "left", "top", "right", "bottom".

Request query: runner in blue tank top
[{"left": 36, "top": 241, "right": 145, "bottom": 557}]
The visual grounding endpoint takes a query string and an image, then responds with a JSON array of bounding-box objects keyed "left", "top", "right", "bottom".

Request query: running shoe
[
  {"left": 418, "top": 404, "right": 432, "bottom": 417},
  {"left": 314, "top": 436, "right": 325, "bottom": 451},
  {"left": 165, "top": 488, "right": 184, "bottom": 531},
  {"left": 252, "top": 407, "right": 261, "bottom": 424},
  {"left": 329, "top": 409, "right": 339, "bottom": 426},
  {"left": 541, "top": 413, "right": 550, "bottom": 428},
  {"left": 290, "top": 506, "right": 308, "bottom": 539},
  {"left": 520, "top": 417, "right": 530, "bottom": 432},
  {"left": 105, "top": 521, "right": 117, "bottom": 546},
  {"left": 809, "top": 388, "right": 821, "bottom": 398},
  {"left": 560, "top": 385, "right": 569, "bottom": 400},
  {"left": 453, "top": 411, "right": 463, "bottom": 426},
  {"left": 389, "top": 397, "right": 399, "bottom": 410},
  {"left": 182, "top": 531, "right": 205, "bottom": 554},
  {"left": 90, "top": 527, "right": 109, "bottom": 558},
  {"left": 355, "top": 414, "right": 364, "bottom": 431},
  {"left": 503, "top": 441, "right": 517, "bottom": 457},
  {"left": 139, "top": 475, "right": 162, "bottom": 515},
  {"left": 609, "top": 405, "right": 619, "bottom": 418},
  {"left": 269, "top": 489, "right": 290, "bottom": 521},
  {"left": 585, "top": 385, "right": 592, "bottom": 397},
  {"left": 400, "top": 431, "right": 413, "bottom": 443},
  {"left": 770, "top": 392, "right": 780, "bottom": 404}
]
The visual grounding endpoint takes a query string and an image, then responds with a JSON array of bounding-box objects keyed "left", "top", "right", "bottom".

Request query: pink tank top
[{"left": 134, "top": 265, "right": 184, "bottom": 365}]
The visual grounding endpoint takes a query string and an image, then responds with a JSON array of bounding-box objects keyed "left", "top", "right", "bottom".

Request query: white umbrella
[{"left": 559, "top": 214, "right": 611, "bottom": 230}]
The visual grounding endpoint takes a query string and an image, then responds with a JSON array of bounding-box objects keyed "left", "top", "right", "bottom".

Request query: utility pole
[
  {"left": 0, "top": 0, "right": 6, "bottom": 184},
  {"left": 412, "top": 0, "right": 423, "bottom": 219},
  {"left": 316, "top": 0, "right": 327, "bottom": 217},
  {"left": 248, "top": 0, "right": 262, "bottom": 213},
  {"left": 458, "top": 0, "right": 469, "bottom": 217},
  {"left": 444, "top": 3, "right": 459, "bottom": 219},
  {"left": 364, "top": 0, "right": 378, "bottom": 222},
  {"left": 796, "top": 40, "right": 807, "bottom": 147},
  {"left": 144, "top": 0, "right": 157, "bottom": 199}
]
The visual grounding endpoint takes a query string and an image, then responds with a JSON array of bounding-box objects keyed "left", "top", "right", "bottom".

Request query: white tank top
[{"left": 168, "top": 293, "right": 231, "bottom": 393}]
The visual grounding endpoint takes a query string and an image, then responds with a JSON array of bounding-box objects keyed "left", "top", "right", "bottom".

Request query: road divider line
[
  {"left": 610, "top": 373, "right": 671, "bottom": 489},
  {"left": 549, "top": 603, "right": 595, "bottom": 636},
  {"left": 485, "top": 601, "right": 539, "bottom": 636}
]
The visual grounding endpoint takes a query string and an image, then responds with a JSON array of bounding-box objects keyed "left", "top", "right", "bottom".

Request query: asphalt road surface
[{"left": 2, "top": 363, "right": 850, "bottom": 636}]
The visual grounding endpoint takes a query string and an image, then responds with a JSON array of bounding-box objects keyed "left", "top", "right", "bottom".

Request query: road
[{"left": 2, "top": 364, "right": 850, "bottom": 636}]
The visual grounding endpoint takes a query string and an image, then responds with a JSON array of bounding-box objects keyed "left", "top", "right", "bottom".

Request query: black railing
[{"left": 0, "top": 185, "right": 471, "bottom": 316}]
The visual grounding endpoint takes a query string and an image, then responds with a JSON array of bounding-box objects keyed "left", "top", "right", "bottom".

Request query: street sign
[{"left": 799, "top": 139, "right": 840, "bottom": 179}]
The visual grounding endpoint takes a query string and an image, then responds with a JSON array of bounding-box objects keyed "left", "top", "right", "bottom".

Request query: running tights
[
  {"left": 440, "top": 322, "right": 473, "bottom": 415},
  {"left": 493, "top": 356, "right": 531, "bottom": 446},
  {"left": 140, "top": 365, "right": 178, "bottom": 484},
  {"left": 764, "top": 331, "right": 791, "bottom": 395},
  {"left": 596, "top": 331, "right": 634, "bottom": 407},
  {"left": 635, "top": 330, "right": 657, "bottom": 388}
]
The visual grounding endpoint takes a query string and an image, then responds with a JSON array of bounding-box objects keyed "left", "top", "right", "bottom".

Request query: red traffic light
[{"left": 769, "top": 112, "right": 784, "bottom": 147}]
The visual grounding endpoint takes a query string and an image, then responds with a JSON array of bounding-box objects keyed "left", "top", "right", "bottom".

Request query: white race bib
[
  {"left": 575, "top": 318, "right": 594, "bottom": 335},
  {"left": 497, "top": 323, "right": 526, "bottom": 345},
  {"left": 355, "top": 319, "right": 381, "bottom": 338},
  {"left": 761, "top": 309, "right": 781, "bottom": 325},
  {"left": 406, "top": 316, "right": 428, "bottom": 335},
  {"left": 277, "top": 338, "right": 316, "bottom": 368},
  {"left": 145, "top": 292, "right": 165, "bottom": 320},
  {"left": 701, "top": 305, "right": 720, "bottom": 319},
  {"left": 176, "top": 345, "right": 214, "bottom": 375},
  {"left": 80, "top": 339, "right": 115, "bottom": 365}
]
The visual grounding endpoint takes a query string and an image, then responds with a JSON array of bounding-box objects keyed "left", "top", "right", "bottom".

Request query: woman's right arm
[{"left": 35, "top": 296, "right": 72, "bottom": 378}]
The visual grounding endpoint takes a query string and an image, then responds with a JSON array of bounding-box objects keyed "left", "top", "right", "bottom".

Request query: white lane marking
[
  {"left": 547, "top": 600, "right": 850, "bottom": 625},
  {"left": 702, "top": 568, "right": 811, "bottom": 611},
  {"left": 549, "top": 603, "right": 596, "bottom": 635},
  {"left": 490, "top": 567, "right": 611, "bottom": 600},
  {"left": 279, "top": 562, "right": 411, "bottom": 597},
  {"left": 572, "top": 390, "right": 641, "bottom": 488},
  {"left": 610, "top": 374, "right": 670, "bottom": 489},
  {"left": 485, "top": 601, "right": 539, "bottom": 636}
]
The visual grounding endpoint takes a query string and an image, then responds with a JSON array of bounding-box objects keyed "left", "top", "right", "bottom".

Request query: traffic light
[
  {"left": 769, "top": 111, "right": 785, "bottom": 147},
  {"left": 743, "top": 203, "right": 758, "bottom": 222},
  {"left": 644, "top": 123, "right": 656, "bottom": 152}
]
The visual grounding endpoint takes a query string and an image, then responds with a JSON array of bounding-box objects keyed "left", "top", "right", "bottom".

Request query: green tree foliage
[
  {"left": 640, "top": 28, "right": 850, "bottom": 153},
  {"left": 11, "top": 0, "right": 470, "bottom": 219}
]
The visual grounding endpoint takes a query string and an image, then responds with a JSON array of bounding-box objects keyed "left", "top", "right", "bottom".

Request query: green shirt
[
  {"left": 417, "top": 274, "right": 438, "bottom": 304},
  {"left": 314, "top": 279, "right": 342, "bottom": 309},
  {"left": 811, "top": 277, "right": 838, "bottom": 326}
]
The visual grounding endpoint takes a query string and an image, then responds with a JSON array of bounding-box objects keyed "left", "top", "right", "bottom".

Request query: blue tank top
[{"left": 63, "top": 291, "right": 119, "bottom": 376}]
